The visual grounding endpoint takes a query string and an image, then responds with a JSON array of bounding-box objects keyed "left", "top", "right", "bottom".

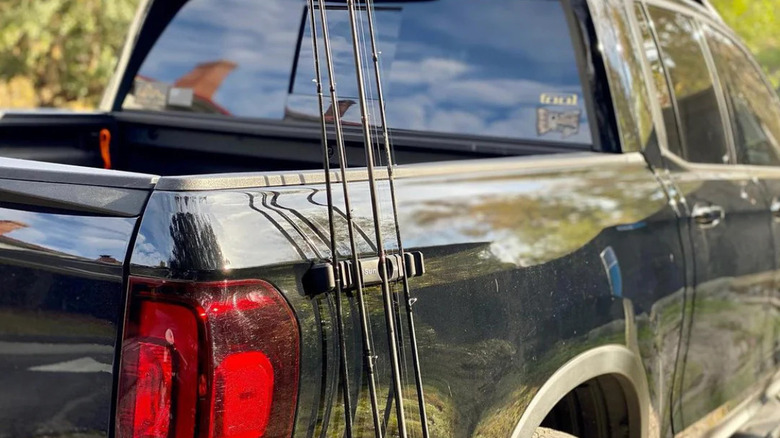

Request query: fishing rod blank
[
  {"left": 305, "top": 2, "right": 355, "bottom": 437},
  {"left": 344, "top": 0, "right": 409, "bottom": 436},
  {"left": 361, "top": 1, "right": 431, "bottom": 435},
  {"left": 315, "top": 1, "right": 385, "bottom": 437}
]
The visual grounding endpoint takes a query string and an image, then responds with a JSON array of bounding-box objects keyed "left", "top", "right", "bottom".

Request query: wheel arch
[{"left": 511, "top": 344, "right": 650, "bottom": 438}]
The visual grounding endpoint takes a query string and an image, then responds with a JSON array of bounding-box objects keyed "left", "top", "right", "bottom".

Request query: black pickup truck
[{"left": 3, "top": 0, "right": 780, "bottom": 437}]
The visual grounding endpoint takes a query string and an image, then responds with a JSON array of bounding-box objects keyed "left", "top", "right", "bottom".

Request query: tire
[{"left": 533, "top": 427, "right": 578, "bottom": 438}]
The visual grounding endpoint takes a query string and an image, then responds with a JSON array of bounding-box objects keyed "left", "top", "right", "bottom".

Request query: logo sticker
[
  {"left": 539, "top": 93, "right": 579, "bottom": 106},
  {"left": 133, "top": 80, "right": 168, "bottom": 109},
  {"left": 536, "top": 107, "right": 581, "bottom": 139}
]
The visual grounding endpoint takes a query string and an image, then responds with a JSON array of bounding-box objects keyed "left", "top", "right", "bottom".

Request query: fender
[{"left": 511, "top": 344, "right": 650, "bottom": 438}]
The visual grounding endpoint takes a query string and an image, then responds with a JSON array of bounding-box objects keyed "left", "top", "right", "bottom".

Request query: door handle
[
  {"left": 692, "top": 203, "right": 725, "bottom": 227},
  {"left": 771, "top": 197, "right": 780, "bottom": 220}
]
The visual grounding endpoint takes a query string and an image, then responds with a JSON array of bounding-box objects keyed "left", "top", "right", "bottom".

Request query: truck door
[
  {"left": 0, "top": 150, "right": 154, "bottom": 437},
  {"left": 635, "top": 4, "right": 775, "bottom": 431},
  {"left": 703, "top": 25, "right": 780, "bottom": 383}
]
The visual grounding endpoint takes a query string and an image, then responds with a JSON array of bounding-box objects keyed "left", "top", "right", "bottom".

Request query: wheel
[{"left": 533, "top": 427, "right": 578, "bottom": 438}]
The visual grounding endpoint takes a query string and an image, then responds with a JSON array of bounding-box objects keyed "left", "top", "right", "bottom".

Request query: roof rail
[
  {"left": 689, "top": 0, "right": 723, "bottom": 20},
  {"left": 671, "top": 0, "right": 725, "bottom": 22}
]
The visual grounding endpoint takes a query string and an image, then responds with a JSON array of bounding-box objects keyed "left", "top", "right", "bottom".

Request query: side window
[
  {"left": 634, "top": 4, "right": 683, "bottom": 158},
  {"left": 122, "top": 0, "right": 594, "bottom": 147},
  {"left": 589, "top": 0, "right": 656, "bottom": 153},
  {"left": 705, "top": 28, "right": 780, "bottom": 166},
  {"left": 642, "top": 6, "right": 731, "bottom": 164}
]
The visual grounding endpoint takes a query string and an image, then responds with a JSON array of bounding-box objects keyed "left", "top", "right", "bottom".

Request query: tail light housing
[{"left": 116, "top": 278, "right": 300, "bottom": 438}]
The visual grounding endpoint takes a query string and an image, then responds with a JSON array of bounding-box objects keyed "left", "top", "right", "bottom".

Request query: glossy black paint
[
  {"left": 631, "top": 0, "right": 780, "bottom": 432},
  {"left": 665, "top": 161, "right": 775, "bottom": 429},
  {"left": 129, "top": 152, "right": 686, "bottom": 437},
  {"left": 2, "top": 0, "right": 780, "bottom": 436},
  {"left": 0, "top": 204, "right": 139, "bottom": 437},
  {"left": 755, "top": 169, "right": 780, "bottom": 368},
  {"left": 120, "top": 0, "right": 780, "bottom": 435}
]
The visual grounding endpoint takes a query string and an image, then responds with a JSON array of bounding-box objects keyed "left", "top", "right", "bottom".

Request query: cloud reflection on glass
[{"left": 127, "top": 0, "right": 592, "bottom": 145}]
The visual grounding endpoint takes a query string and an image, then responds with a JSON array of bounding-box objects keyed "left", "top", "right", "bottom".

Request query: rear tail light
[
  {"left": 118, "top": 339, "right": 174, "bottom": 438},
  {"left": 117, "top": 278, "right": 300, "bottom": 438}
]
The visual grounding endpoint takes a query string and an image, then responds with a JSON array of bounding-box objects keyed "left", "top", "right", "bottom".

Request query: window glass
[
  {"left": 123, "top": 0, "right": 301, "bottom": 119},
  {"left": 123, "top": 0, "right": 593, "bottom": 146},
  {"left": 646, "top": 6, "right": 730, "bottom": 164},
  {"left": 706, "top": 28, "right": 780, "bottom": 166},
  {"left": 634, "top": 4, "right": 682, "bottom": 158},
  {"left": 589, "top": 0, "right": 656, "bottom": 153}
]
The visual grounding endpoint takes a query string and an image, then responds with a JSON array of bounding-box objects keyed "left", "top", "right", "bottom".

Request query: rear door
[
  {"left": 703, "top": 24, "right": 780, "bottom": 380},
  {"left": 0, "top": 157, "right": 154, "bottom": 437},
  {"left": 636, "top": 2, "right": 775, "bottom": 431}
]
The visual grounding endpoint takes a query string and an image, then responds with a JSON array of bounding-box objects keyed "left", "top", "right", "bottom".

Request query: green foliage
[
  {"left": 710, "top": 0, "right": 780, "bottom": 90},
  {"left": 0, "top": 0, "right": 139, "bottom": 109}
]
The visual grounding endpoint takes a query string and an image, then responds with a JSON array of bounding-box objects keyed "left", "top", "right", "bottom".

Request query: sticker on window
[
  {"left": 536, "top": 107, "right": 581, "bottom": 139},
  {"left": 133, "top": 80, "right": 169, "bottom": 110},
  {"left": 539, "top": 93, "right": 579, "bottom": 106}
]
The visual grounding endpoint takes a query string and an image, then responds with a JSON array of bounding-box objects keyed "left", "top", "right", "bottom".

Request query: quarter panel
[{"left": 130, "top": 153, "right": 684, "bottom": 437}]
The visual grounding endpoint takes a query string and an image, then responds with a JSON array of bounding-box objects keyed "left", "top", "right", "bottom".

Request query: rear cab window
[{"left": 122, "top": 0, "right": 595, "bottom": 150}]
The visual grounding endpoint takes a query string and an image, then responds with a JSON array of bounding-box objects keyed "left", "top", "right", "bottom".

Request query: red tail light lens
[
  {"left": 211, "top": 352, "right": 274, "bottom": 438},
  {"left": 116, "top": 278, "right": 300, "bottom": 438},
  {"left": 118, "top": 340, "right": 174, "bottom": 438}
]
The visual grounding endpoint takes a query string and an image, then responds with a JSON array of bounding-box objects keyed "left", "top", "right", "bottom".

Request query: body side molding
[{"left": 511, "top": 344, "right": 650, "bottom": 438}]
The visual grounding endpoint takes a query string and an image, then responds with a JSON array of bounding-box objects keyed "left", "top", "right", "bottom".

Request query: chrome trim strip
[{"left": 155, "top": 152, "right": 647, "bottom": 191}]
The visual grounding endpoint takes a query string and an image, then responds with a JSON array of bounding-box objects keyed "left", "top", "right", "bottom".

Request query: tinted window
[
  {"left": 646, "top": 6, "right": 730, "bottom": 164},
  {"left": 589, "top": 0, "right": 656, "bottom": 152},
  {"left": 635, "top": 4, "right": 682, "bottom": 157},
  {"left": 123, "top": 0, "right": 593, "bottom": 146},
  {"left": 706, "top": 28, "right": 780, "bottom": 166}
]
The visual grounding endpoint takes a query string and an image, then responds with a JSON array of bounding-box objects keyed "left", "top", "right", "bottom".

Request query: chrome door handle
[
  {"left": 771, "top": 197, "right": 780, "bottom": 220},
  {"left": 692, "top": 203, "right": 725, "bottom": 227}
]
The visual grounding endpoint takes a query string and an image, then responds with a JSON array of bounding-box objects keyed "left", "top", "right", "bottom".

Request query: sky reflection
[{"left": 128, "top": 0, "right": 592, "bottom": 145}]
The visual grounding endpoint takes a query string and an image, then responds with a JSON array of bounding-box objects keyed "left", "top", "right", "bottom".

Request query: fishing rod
[
  {"left": 304, "top": 1, "right": 355, "bottom": 437},
  {"left": 314, "top": 0, "right": 385, "bottom": 436},
  {"left": 361, "top": 1, "right": 430, "bottom": 435},
  {"left": 343, "top": 0, "right": 409, "bottom": 435}
]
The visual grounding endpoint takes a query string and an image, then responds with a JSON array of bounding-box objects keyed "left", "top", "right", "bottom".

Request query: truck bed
[{"left": 0, "top": 111, "right": 588, "bottom": 177}]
